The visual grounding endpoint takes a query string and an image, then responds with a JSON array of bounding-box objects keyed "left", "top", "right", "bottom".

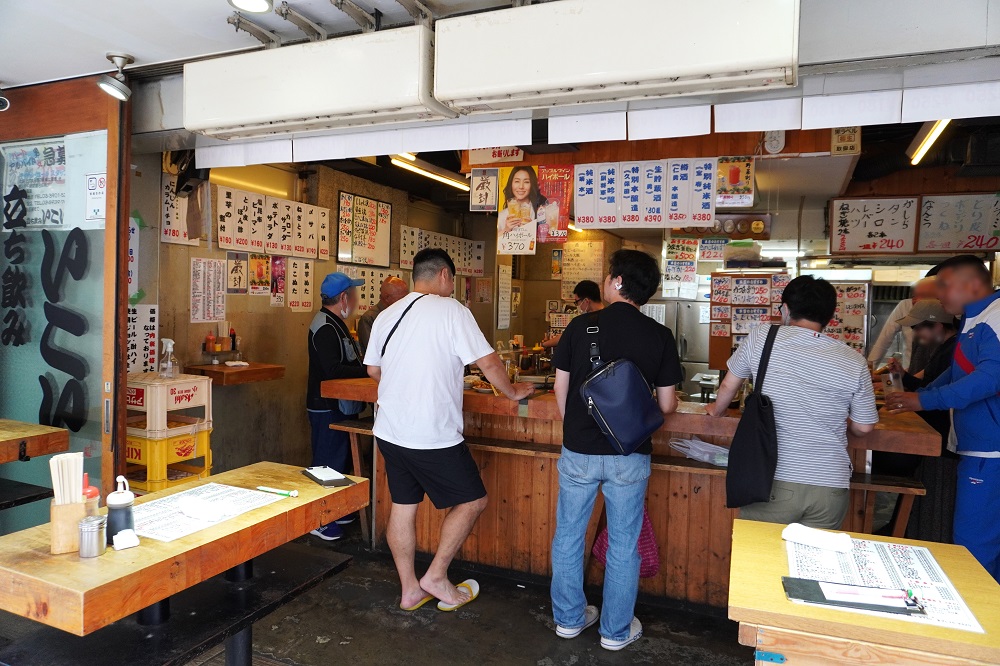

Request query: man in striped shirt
[{"left": 708, "top": 276, "right": 879, "bottom": 528}]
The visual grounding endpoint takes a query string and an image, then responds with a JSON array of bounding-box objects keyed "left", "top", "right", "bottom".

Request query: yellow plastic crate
[{"left": 124, "top": 428, "right": 212, "bottom": 493}]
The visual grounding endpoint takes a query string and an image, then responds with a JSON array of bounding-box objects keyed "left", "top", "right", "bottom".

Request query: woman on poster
[{"left": 497, "top": 166, "right": 548, "bottom": 235}]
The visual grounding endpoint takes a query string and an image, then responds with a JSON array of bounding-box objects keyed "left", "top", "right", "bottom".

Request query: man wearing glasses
[{"left": 542, "top": 280, "right": 604, "bottom": 349}]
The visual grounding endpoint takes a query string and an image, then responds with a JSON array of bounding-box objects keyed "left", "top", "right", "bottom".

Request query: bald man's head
[
  {"left": 912, "top": 276, "right": 937, "bottom": 302},
  {"left": 381, "top": 277, "right": 409, "bottom": 306}
]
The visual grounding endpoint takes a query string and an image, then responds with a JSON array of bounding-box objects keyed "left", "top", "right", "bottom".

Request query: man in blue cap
[{"left": 306, "top": 271, "right": 368, "bottom": 540}]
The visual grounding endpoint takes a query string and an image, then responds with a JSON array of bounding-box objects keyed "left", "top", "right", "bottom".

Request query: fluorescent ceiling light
[
  {"left": 397, "top": 152, "right": 417, "bottom": 161},
  {"left": 228, "top": 0, "right": 272, "bottom": 12},
  {"left": 390, "top": 156, "right": 470, "bottom": 192},
  {"left": 907, "top": 119, "right": 950, "bottom": 166},
  {"left": 568, "top": 223, "right": 583, "bottom": 233}
]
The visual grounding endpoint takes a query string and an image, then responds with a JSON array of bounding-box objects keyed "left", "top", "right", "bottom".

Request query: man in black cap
[{"left": 306, "top": 271, "right": 368, "bottom": 541}]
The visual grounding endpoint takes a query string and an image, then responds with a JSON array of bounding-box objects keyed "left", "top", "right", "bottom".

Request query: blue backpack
[{"left": 578, "top": 314, "right": 664, "bottom": 455}]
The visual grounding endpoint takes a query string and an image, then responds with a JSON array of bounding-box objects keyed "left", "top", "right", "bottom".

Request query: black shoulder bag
[
  {"left": 380, "top": 294, "right": 427, "bottom": 357},
  {"left": 725, "top": 324, "right": 780, "bottom": 509},
  {"left": 578, "top": 313, "right": 665, "bottom": 456}
]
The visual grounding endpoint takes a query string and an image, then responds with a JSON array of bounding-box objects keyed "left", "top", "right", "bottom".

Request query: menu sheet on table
[
  {"left": 786, "top": 538, "right": 984, "bottom": 632},
  {"left": 132, "top": 483, "right": 285, "bottom": 543}
]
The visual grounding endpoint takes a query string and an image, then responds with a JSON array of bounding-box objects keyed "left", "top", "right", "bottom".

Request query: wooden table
[
  {"left": 0, "top": 462, "right": 368, "bottom": 636},
  {"left": 0, "top": 420, "right": 69, "bottom": 463},
  {"left": 729, "top": 519, "right": 1000, "bottom": 665},
  {"left": 185, "top": 363, "right": 285, "bottom": 386}
]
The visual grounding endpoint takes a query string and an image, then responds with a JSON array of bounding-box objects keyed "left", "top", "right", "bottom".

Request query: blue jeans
[
  {"left": 550, "top": 446, "right": 651, "bottom": 641},
  {"left": 308, "top": 409, "right": 351, "bottom": 473},
  {"left": 954, "top": 456, "right": 1000, "bottom": 581}
]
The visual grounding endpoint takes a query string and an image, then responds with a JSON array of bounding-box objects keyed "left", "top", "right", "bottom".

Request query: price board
[
  {"left": 917, "top": 193, "right": 1000, "bottom": 252},
  {"left": 831, "top": 197, "right": 918, "bottom": 254},
  {"left": 336, "top": 191, "right": 391, "bottom": 267}
]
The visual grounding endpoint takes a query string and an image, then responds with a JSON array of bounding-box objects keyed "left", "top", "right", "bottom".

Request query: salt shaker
[
  {"left": 79, "top": 515, "right": 108, "bottom": 558},
  {"left": 106, "top": 475, "right": 135, "bottom": 545}
]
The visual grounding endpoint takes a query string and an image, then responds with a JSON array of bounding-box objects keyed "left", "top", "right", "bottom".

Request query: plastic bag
[{"left": 669, "top": 436, "right": 729, "bottom": 467}]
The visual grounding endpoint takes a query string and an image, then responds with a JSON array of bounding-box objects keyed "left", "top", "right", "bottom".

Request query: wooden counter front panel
[{"left": 373, "top": 413, "right": 740, "bottom": 607}]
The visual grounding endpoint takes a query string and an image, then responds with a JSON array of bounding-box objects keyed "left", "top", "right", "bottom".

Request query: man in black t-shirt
[{"left": 549, "top": 250, "right": 682, "bottom": 652}]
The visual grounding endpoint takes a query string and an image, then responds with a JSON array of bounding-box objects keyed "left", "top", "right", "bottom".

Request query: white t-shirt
[
  {"left": 364, "top": 292, "right": 494, "bottom": 449},
  {"left": 728, "top": 325, "right": 879, "bottom": 488}
]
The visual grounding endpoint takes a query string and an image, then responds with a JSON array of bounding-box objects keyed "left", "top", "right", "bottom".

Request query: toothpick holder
[{"left": 50, "top": 499, "right": 99, "bottom": 555}]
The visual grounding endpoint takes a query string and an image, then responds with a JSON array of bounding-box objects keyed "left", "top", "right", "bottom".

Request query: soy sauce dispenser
[{"left": 106, "top": 475, "right": 135, "bottom": 545}]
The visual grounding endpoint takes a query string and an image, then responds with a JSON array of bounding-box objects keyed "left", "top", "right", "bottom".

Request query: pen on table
[{"left": 257, "top": 486, "right": 299, "bottom": 497}]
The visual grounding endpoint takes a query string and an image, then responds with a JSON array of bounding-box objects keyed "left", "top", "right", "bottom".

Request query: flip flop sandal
[
  {"left": 399, "top": 594, "right": 435, "bottom": 611},
  {"left": 436, "top": 579, "right": 480, "bottom": 612}
]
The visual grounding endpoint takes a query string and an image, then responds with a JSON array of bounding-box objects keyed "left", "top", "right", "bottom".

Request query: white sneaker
[
  {"left": 600, "top": 617, "right": 643, "bottom": 651},
  {"left": 555, "top": 605, "right": 599, "bottom": 639}
]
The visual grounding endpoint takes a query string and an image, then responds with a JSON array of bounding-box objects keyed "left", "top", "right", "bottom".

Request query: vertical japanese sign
[
  {"left": 620, "top": 162, "right": 642, "bottom": 228},
  {"left": 316, "top": 205, "right": 330, "bottom": 261},
  {"left": 574, "top": 164, "right": 596, "bottom": 228},
  {"left": 161, "top": 173, "right": 195, "bottom": 245},
  {"left": 666, "top": 159, "right": 693, "bottom": 227},
  {"left": 536, "top": 165, "right": 572, "bottom": 243},
  {"left": 337, "top": 192, "right": 353, "bottom": 262},
  {"left": 470, "top": 168, "right": 499, "bottom": 212},
  {"left": 233, "top": 189, "right": 251, "bottom": 250},
  {"left": 287, "top": 259, "right": 314, "bottom": 312},
  {"left": 248, "top": 192, "right": 265, "bottom": 252},
  {"left": 216, "top": 185, "right": 236, "bottom": 249},
  {"left": 640, "top": 160, "right": 666, "bottom": 226},
  {"left": 293, "top": 203, "right": 307, "bottom": 257},
  {"left": 691, "top": 158, "right": 718, "bottom": 226},
  {"left": 716, "top": 156, "right": 754, "bottom": 208},
  {"left": 127, "top": 216, "right": 140, "bottom": 298},
  {"left": 595, "top": 163, "right": 620, "bottom": 228},
  {"left": 264, "top": 196, "right": 281, "bottom": 254},
  {"left": 126, "top": 305, "right": 158, "bottom": 373}
]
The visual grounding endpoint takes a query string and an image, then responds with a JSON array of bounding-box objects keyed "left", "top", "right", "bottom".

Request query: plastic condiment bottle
[
  {"left": 82, "top": 472, "right": 100, "bottom": 516},
  {"left": 106, "top": 475, "right": 135, "bottom": 545},
  {"left": 159, "top": 338, "right": 181, "bottom": 378}
]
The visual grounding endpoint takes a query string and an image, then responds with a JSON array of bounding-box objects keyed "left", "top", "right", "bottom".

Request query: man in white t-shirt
[{"left": 365, "top": 248, "right": 533, "bottom": 612}]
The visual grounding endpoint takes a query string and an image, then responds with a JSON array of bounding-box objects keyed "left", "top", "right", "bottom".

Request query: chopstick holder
[{"left": 50, "top": 499, "right": 97, "bottom": 555}]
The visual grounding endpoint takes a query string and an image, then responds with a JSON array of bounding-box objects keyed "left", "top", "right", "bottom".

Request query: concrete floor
[{"left": 196, "top": 524, "right": 755, "bottom": 666}]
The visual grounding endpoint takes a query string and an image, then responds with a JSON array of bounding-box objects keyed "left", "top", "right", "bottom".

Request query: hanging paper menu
[
  {"left": 709, "top": 272, "right": 785, "bottom": 369},
  {"left": 667, "top": 159, "right": 694, "bottom": 227},
  {"left": 691, "top": 158, "right": 718, "bottom": 227},
  {"left": 823, "top": 282, "right": 870, "bottom": 354},
  {"left": 277, "top": 199, "right": 295, "bottom": 255},
  {"left": 560, "top": 241, "right": 605, "bottom": 300},
  {"left": 831, "top": 197, "right": 918, "bottom": 254},
  {"left": 316, "top": 206, "right": 330, "bottom": 261},
  {"left": 595, "top": 162, "right": 620, "bottom": 228},
  {"left": 620, "top": 162, "right": 643, "bottom": 228},
  {"left": 233, "top": 190, "right": 251, "bottom": 250},
  {"left": 161, "top": 173, "right": 195, "bottom": 246},
  {"left": 216, "top": 186, "right": 236, "bottom": 249},
  {"left": 264, "top": 196, "right": 281, "bottom": 254},
  {"left": 248, "top": 193, "right": 265, "bottom": 252},
  {"left": 337, "top": 192, "right": 391, "bottom": 266},
  {"left": 293, "top": 203, "right": 308, "bottom": 256},
  {"left": 640, "top": 160, "right": 666, "bottom": 226},
  {"left": 574, "top": 164, "right": 597, "bottom": 228},
  {"left": 304, "top": 205, "right": 318, "bottom": 259}
]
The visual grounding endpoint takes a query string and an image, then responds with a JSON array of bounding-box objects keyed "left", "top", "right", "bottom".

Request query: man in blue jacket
[{"left": 889, "top": 255, "right": 1000, "bottom": 580}]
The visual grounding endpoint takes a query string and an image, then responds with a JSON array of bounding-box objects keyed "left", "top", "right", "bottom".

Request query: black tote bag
[{"left": 725, "top": 325, "right": 780, "bottom": 509}]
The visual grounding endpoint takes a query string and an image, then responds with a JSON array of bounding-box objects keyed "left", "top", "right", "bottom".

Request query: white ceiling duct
[
  {"left": 183, "top": 25, "right": 455, "bottom": 140},
  {"left": 434, "top": 0, "right": 799, "bottom": 115}
]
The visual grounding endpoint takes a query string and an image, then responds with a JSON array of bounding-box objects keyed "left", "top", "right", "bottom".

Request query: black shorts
[{"left": 377, "top": 438, "right": 487, "bottom": 509}]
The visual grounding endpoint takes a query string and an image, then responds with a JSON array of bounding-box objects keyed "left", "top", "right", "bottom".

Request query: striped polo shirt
[{"left": 728, "top": 325, "right": 880, "bottom": 489}]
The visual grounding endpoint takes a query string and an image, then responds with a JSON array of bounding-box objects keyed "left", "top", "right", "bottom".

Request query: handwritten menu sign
[
  {"left": 398, "top": 225, "right": 483, "bottom": 276},
  {"left": 293, "top": 203, "right": 308, "bottom": 256},
  {"left": 918, "top": 193, "right": 1000, "bottom": 252},
  {"left": 663, "top": 260, "right": 697, "bottom": 299},
  {"left": 824, "top": 282, "right": 870, "bottom": 354},
  {"left": 665, "top": 236, "right": 699, "bottom": 261},
  {"left": 248, "top": 193, "right": 265, "bottom": 252},
  {"left": 162, "top": 173, "right": 195, "bottom": 245},
  {"left": 561, "top": 240, "right": 605, "bottom": 300},
  {"left": 336, "top": 191, "right": 391, "bottom": 267},
  {"left": 699, "top": 238, "right": 728, "bottom": 261},
  {"left": 316, "top": 206, "right": 330, "bottom": 261},
  {"left": 126, "top": 304, "right": 158, "bottom": 373},
  {"left": 216, "top": 186, "right": 236, "bottom": 249},
  {"left": 709, "top": 272, "right": 786, "bottom": 369},
  {"left": 831, "top": 197, "right": 918, "bottom": 254},
  {"left": 667, "top": 159, "right": 694, "bottom": 226},
  {"left": 691, "top": 158, "right": 718, "bottom": 226},
  {"left": 286, "top": 259, "right": 314, "bottom": 312},
  {"left": 335, "top": 267, "right": 408, "bottom": 314},
  {"left": 574, "top": 163, "right": 620, "bottom": 229}
]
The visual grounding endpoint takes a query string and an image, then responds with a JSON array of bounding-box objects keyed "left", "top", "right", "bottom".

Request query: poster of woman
[{"left": 497, "top": 166, "right": 544, "bottom": 255}]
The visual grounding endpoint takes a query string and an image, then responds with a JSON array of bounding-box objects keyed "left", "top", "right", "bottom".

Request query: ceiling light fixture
[
  {"left": 397, "top": 152, "right": 417, "bottom": 161},
  {"left": 568, "top": 223, "right": 583, "bottom": 233},
  {"left": 97, "top": 52, "right": 134, "bottom": 101},
  {"left": 228, "top": 0, "right": 273, "bottom": 13},
  {"left": 390, "top": 156, "right": 470, "bottom": 192},
  {"left": 907, "top": 119, "right": 951, "bottom": 166}
]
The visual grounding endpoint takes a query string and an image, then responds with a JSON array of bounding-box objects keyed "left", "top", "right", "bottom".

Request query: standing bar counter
[{"left": 322, "top": 378, "right": 940, "bottom": 608}]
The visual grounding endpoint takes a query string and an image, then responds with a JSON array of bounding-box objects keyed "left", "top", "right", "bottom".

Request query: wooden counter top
[
  {"left": 185, "top": 362, "right": 285, "bottom": 386},
  {"left": 321, "top": 378, "right": 940, "bottom": 455},
  {"left": 0, "top": 420, "right": 69, "bottom": 464},
  {"left": 0, "top": 462, "right": 368, "bottom": 636}
]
